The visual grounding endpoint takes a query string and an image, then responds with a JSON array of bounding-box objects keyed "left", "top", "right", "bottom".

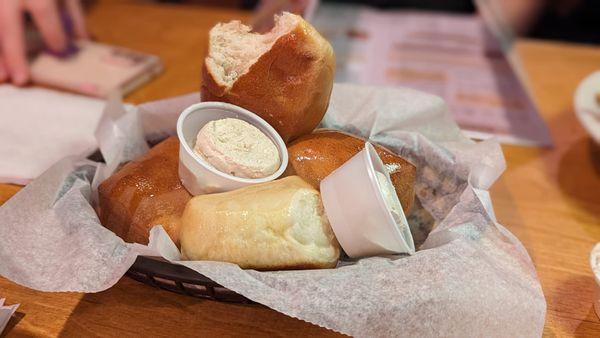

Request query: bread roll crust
[
  {"left": 286, "top": 130, "right": 417, "bottom": 214},
  {"left": 97, "top": 137, "right": 191, "bottom": 246},
  {"left": 180, "top": 176, "right": 340, "bottom": 270},
  {"left": 201, "top": 14, "right": 335, "bottom": 143}
]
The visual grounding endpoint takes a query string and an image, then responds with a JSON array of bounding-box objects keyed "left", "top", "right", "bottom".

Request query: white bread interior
[
  {"left": 179, "top": 176, "right": 340, "bottom": 270},
  {"left": 206, "top": 13, "right": 299, "bottom": 88}
]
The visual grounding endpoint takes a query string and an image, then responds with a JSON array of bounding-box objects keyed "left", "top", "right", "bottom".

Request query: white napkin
[
  {"left": 0, "top": 298, "right": 19, "bottom": 334},
  {"left": 0, "top": 85, "right": 105, "bottom": 185}
]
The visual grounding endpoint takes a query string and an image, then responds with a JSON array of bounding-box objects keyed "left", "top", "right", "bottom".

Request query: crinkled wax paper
[{"left": 0, "top": 84, "right": 546, "bottom": 337}]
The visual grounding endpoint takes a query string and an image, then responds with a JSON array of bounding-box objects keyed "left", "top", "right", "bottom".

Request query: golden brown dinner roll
[
  {"left": 286, "top": 130, "right": 417, "bottom": 213},
  {"left": 201, "top": 12, "right": 335, "bottom": 143},
  {"left": 97, "top": 136, "right": 191, "bottom": 246},
  {"left": 180, "top": 176, "right": 340, "bottom": 270}
]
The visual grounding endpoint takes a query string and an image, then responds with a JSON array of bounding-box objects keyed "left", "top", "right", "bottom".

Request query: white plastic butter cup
[
  {"left": 320, "top": 142, "right": 415, "bottom": 258},
  {"left": 176, "top": 102, "right": 288, "bottom": 195}
]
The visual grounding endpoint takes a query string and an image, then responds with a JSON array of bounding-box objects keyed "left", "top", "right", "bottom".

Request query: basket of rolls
[
  {"left": 0, "top": 12, "right": 546, "bottom": 337},
  {"left": 97, "top": 12, "right": 417, "bottom": 300}
]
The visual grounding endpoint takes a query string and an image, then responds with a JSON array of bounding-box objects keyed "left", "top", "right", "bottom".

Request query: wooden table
[{"left": 1, "top": 1, "right": 600, "bottom": 337}]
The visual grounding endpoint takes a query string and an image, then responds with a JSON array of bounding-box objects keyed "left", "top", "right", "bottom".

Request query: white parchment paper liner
[
  {"left": 0, "top": 298, "right": 19, "bottom": 334},
  {"left": 0, "top": 84, "right": 546, "bottom": 337}
]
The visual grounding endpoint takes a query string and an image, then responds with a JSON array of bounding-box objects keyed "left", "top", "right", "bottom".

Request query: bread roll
[
  {"left": 201, "top": 12, "right": 335, "bottom": 143},
  {"left": 97, "top": 136, "right": 191, "bottom": 246},
  {"left": 180, "top": 176, "right": 340, "bottom": 270},
  {"left": 286, "top": 130, "right": 417, "bottom": 213}
]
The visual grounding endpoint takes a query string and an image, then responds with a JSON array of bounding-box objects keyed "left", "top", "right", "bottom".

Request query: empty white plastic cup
[
  {"left": 320, "top": 142, "right": 415, "bottom": 258},
  {"left": 176, "top": 102, "right": 288, "bottom": 195},
  {"left": 574, "top": 70, "right": 600, "bottom": 144}
]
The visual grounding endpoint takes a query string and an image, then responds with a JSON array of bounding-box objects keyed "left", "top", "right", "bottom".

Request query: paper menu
[{"left": 313, "top": 5, "right": 552, "bottom": 146}]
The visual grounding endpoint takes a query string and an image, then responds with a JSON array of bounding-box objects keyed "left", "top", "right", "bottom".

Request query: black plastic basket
[{"left": 126, "top": 256, "right": 254, "bottom": 304}]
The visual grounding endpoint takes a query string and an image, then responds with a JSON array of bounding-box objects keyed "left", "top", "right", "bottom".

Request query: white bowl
[
  {"left": 574, "top": 70, "right": 600, "bottom": 144},
  {"left": 320, "top": 142, "right": 415, "bottom": 258},
  {"left": 176, "top": 102, "right": 288, "bottom": 195}
]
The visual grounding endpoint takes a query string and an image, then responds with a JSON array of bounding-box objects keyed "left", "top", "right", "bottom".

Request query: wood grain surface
[{"left": 1, "top": 1, "right": 600, "bottom": 337}]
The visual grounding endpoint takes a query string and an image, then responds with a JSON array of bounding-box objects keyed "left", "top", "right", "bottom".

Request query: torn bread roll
[
  {"left": 180, "top": 176, "right": 340, "bottom": 270},
  {"left": 286, "top": 130, "right": 417, "bottom": 214},
  {"left": 201, "top": 12, "right": 335, "bottom": 143}
]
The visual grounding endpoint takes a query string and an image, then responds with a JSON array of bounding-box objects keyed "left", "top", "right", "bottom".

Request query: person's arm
[{"left": 0, "top": 0, "right": 87, "bottom": 85}]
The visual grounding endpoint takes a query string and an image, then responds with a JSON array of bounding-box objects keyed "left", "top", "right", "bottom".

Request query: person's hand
[{"left": 0, "top": 0, "right": 87, "bottom": 85}]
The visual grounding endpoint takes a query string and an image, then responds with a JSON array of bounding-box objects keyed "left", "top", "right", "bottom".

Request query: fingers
[
  {"left": 0, "top": 0, "right": 29, "bottom": 85},
  {"left": 25, "top": 0, "right": 67, "bottom": 52},
  {"left": 0, "top": 0, "right": 87, "bottom": 85},
  {"left": 65, "top": 0, "right": 88, "bottom": 39}
]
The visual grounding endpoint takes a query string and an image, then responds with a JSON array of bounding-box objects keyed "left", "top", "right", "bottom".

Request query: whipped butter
[
  {"left": 375, "top": 171, "right": 406, "bottom": 229},
  {"left": 194, "top": 118, "right": 281, "bottom": 179}
]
